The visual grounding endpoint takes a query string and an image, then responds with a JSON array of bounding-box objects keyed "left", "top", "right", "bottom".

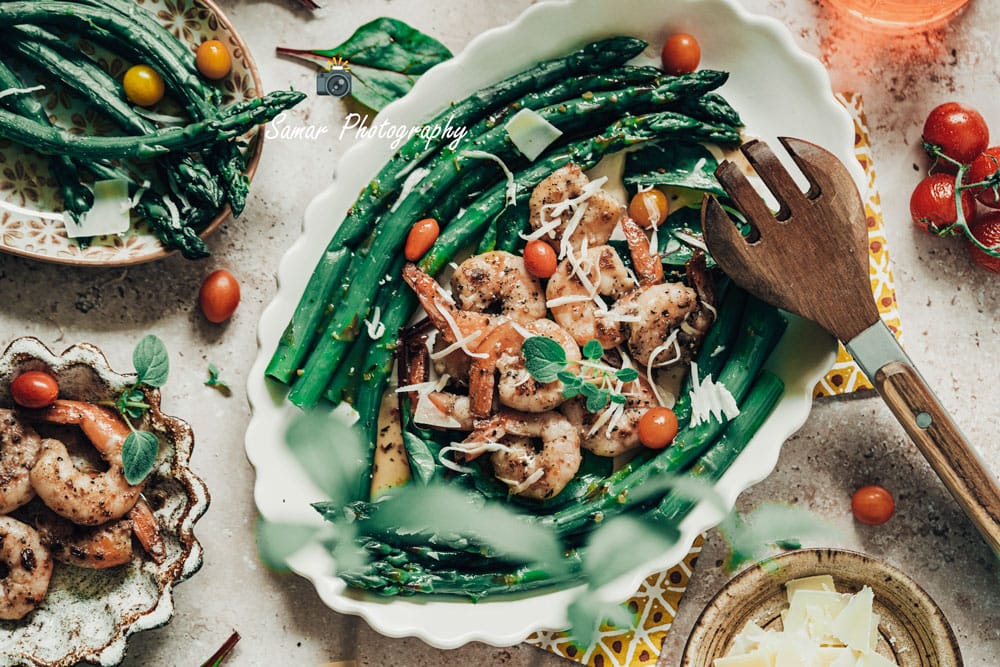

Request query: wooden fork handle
[{"left": 848, "top": 321, "right": 1000, "bottom": 553}]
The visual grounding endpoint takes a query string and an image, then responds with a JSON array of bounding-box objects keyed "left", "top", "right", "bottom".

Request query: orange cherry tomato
[
  {"left": 660, "top": 33, "right": 701, "bottom": 75},
  {"left": 637, "top": 407, "right": 679, "bottom": 449},
  {"left": 628, "top": 189, "right": 669, "bottom": 229},
  {"left": 404, "top": 218, "right": 440, "bottom": 261},
  {"left": 10, "top": 370, "right": 60, "bottom": 408},
  {"left": 851, "top": 485, "right": 895, "bottom": 526},
  {"left": 523, "top": 239, "right": 558, "bottom": 278},
  {"left": 199, "top": 269, "right": 241, "bottom": 323},
  {"left": 196, "top": 40, "right": 232, "bottom": 80},
  {"left": 123, "top": 64, "right": 165, "bottom": 107}
]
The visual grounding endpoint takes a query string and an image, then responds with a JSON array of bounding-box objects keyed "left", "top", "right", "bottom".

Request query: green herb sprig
[
  {"left": 522, "top": 336, "right": 639, "bottom": 413},
  {"left": 205, "top": 363, "right": 232, "bottom": 396},
  {"left": 113, "top": 334, "right": 169, "bottom": 485}
]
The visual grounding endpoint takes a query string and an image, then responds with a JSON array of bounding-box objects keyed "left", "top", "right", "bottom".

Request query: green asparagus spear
[{"left": 0, "top": 90, "right": 304, "bottom": 160}]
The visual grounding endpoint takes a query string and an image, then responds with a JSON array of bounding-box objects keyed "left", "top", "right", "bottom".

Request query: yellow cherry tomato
[
  {"left": 628, "top": 189, "right": 669, "bottom": 229},
  {"left": 123, "top": 64, "right": 165, "bottom": 107},
  {"left": 196, "top": 40, "right": 232, "bottom": 80}
]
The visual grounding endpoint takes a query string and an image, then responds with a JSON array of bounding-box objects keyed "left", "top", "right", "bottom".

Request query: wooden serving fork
[{"left": 701, "top": 137, "right": 1000, "bottom": 553}]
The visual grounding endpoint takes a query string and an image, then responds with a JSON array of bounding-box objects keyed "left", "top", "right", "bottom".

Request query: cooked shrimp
[
  {"left": 129, "top": 497, "right": 166, "bottom": 564},
  {"left": 450, "top": 251, "right": 546, "bottom": 324},
  {"left": 403, "top": 263, "right": 504, "bottom": 346},
  {"left": 34, "top": 506, "right": 132, "bottom": 569},
  {"left": 561, "top": 375, "right": 658, "bottom": 457},
  {"left": 426, "top": 392, "right": 476, "bottom": 430},
  {"left": 612, "top": 252, "right": 717, "bottom": 368},
  {"left": 622, "top": 215, "right": 664, "bottom": 286},
  {"left": 24, "top": 400, "right": 143, "bottom": 526},
  {"left": 0, "top": 515, "right": 53, "bottom": 620},
  {"left": 469, "top": 411, "right": 581, "bottom": 500},
  {"left": 0, "top": 409, "right": 42, "bottom": 514},
  {"left": 528, "top": 163, "right": 624, "bottom": 253},
  {"left": 546, "top": 244, "right": 637, "bottom": 348},
  {"left": 495, "top": 319, "right": 581, "bottom": 413}
]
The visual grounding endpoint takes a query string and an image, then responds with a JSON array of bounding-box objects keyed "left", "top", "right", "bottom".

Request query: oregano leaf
[
  {"left": 522, "top": 336, "right": 567, "bottom": 383},
  {"left": 586, "top": 389, "right": 609, "bottom": 413},
  {"left": 582, "top": 339, "right": 604, "bottom": 360},
  {"left": 615, "top": 367, "right": 639, "bottom": 383},
  {"left": 133, "top": 334, "right": 170, "bottom": 387},
  {"left": 122, "top": 430, "right": 159, "bottom": 484}
]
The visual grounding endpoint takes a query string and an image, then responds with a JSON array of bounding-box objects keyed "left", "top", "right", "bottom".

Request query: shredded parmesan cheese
[
  {"left": 435, "top": 302, "right": 488, "bottom": 359},
  {"left": 499, "top": 468, "right": 545, "bottom": 494},
  {"left": 545, "top": 294, "right": 592, "bottom": 308},
  {"left": 390, "top": 167, "right": 430, "bottom": 212},
  {"left": 508, "top": 320, "right": 534, "bottom": 340},
  {"left": 645, "top": 330, "right": 682, "bottom": 407},
  {"left": 362, "top": 306, "right": 386, "bottom": 339},
  {"left": 674, "top": 230, "right": 711, "bottom": 253},
  {"left": 0, "top": 85, "right": 44, "bottom": 100},
  {"left": 462, "top": 150, "right": 516, "bottom": 206}
]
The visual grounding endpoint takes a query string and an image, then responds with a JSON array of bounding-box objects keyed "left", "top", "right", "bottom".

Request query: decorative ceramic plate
[
  {"left": 0, "top": 0, "right": 262, "bottom": 267},
  {"left": 246, "top": 0, "right": 859, "bottom": 648},
  {"left": 681, "top": 548, "right": 963, "bottom": 666},
  {"left": 0, "top": 337, "right": 209, "bottom": 667}
]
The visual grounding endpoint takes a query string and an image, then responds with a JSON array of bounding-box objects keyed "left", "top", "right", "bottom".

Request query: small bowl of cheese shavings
[{"left": 681, "top": 548, "right": 962, "bottom": 667}]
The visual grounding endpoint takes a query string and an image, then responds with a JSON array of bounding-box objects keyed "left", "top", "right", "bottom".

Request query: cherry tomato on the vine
[
  {"left": 628, "top": 189, "right": 669, "bottom": 229},
  {"left": 909, "top": 172, "right": 977, "bottom": 234},
  {"left": 123, "top": 64, "right": 165, "bottom": 107},
  {"left": 196, "top": 40, "right": 232, "bottom": 80},
  {"left": 851, "top": 485, "right": 895, "bottom": 526},
  {"left": 523, "top": 239, "right": 557, "bottom": 278},
  {"left": 964, "top": 146, "right": 1000, "bottom": 209},
  {"left": 967, "top": 211, "right": 1000, "bottom": 274},
  {"left": 660, "top": 33, "right": 701, "bottom": 75},
  {"left": 922, "top": 102, "right": 989, "bottom": 166},
  {"left": 199, "top": 269, "right": 241, "bottom": 323},
  {"left": 10, "top": 370, "right": 60, "bottom": 408},
  {"left": 637, "top": 407, "right": 679, "bottom": 449},
  {"left": 404, "top": 218, "right": 440, "bottom": 262}
]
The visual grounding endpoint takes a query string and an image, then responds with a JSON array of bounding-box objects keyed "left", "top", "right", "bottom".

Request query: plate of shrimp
[
  {"left": 0, "top": 337, "right": 208, "bottom": 667},
  {"left": 247, "top": 0, "right": 861, "bottom": 648}
]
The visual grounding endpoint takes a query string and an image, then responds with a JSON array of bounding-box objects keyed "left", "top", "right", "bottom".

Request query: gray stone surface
[{"left": 0, "top": 0, "right": 997, "bottom": 665}]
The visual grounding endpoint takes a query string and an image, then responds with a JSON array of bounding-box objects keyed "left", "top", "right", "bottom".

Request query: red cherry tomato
[
  {"left": 967, "top": 211, "right": 1000, "bottom": 274},
  {"left": 523, "top": 239, "right": 558, "bottom": 278},
  {"left": 964, "top": 146, "right": 1000, "bottom": 209},
  {"left": 628, "top": 189, "right": 669, "bottom": 229},
  {"left": 404, "top": 218, "right": 440, "bottom": 262},
  {"left": 199, "top": 269, "right": 241, "bottom": 323},
  {"left": 637, "top": 407, "right": 679, "bottom": 449},
  {"left": 10, "top": 370, "right": 60, "bottom": 408},
  {"left": 851, "top": 485, "right": 895, "bottom": 526},
  {"left": 660, "top": 33, "right": 701, "bottom": 75},
  {"left": 909, "top": 172, "right": 977, "bottom": 234},
  {"left": 922, "top": 102, "right": 989, "bottom": 166},
  {"left": 196, "top": 40, "right": 232, "bottom": 80}
]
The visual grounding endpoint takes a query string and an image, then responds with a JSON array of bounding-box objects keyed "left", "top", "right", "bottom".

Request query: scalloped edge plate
[
  {"left": 247, "top": 0, "right": 859, "bottom": 648},
  {"left": 0, "top": 0, "right": 263, "bottom": 267},
  {"left": 0, "top": 337, "right": 210, "bottom": 666}
]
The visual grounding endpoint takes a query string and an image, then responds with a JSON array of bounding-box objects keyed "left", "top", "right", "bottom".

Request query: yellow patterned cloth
[{"left": 527, "top": 94, "right": 902, "bottom": 665}]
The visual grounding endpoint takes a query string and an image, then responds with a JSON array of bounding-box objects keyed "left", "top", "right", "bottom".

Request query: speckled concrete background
[{"left": 0, "top": 0, "right": 997, "bottom": 665}]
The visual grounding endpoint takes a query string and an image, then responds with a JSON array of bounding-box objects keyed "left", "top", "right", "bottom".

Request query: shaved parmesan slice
[
  {"left": 504, "top": 108, "right": 563, "bottom": 161},
  {"left": 785, "top": 575, "right": 837, "bottom": 603},
  {"left": 688, "top": 362, "right": 740, "bottom": 427},
  {"left": 832, "top": 586, "right": 874, "bottom": 651},
  {"left": 856, "top": 652, "right": 896, "bottom": 667},
  {"left": 784, "top": 589, "right": 850, "bottom": 644},
  {"left": 713, "top": 653, "right": 771, "bottom": 667},
  {"left": 67, "top": 179, "right": 130, "bottom": 238},
  {"left": 412, "top": 395, "right": 462, "bottom": 430}
]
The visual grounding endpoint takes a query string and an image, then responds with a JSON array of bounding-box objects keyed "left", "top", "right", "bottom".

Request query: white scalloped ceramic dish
[
  {"left": 0, "top": 337, "right": 209, "bottom": 666},
  {"left": 247, "top": 0, "right": 860, "bottom": 648}
]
